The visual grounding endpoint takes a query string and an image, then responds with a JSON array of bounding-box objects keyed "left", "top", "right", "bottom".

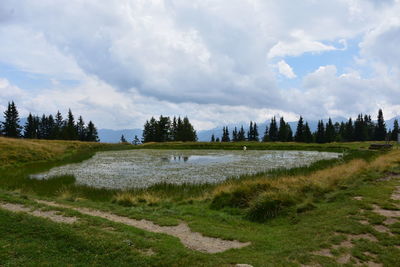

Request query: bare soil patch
[
  {"left": 348, "top": 233, "right": 378, "bottom": 242},
  {"left": 391, "top": 186, "right": 400, "bottom": 201},
  {"left": 372, "top": 204, "right": 400, "bottom": 217},
  {"left": 372, "top": 224, "right": 393, "bottom": 235},
  {"left": 0, "top": 202, "right": 77, "bottom": 224},
  {"left": 36, "top": 200, "right": 250, "bottom": 253}
]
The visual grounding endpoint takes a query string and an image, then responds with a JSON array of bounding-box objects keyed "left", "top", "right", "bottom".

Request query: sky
[{"left": 0, "top": 0, "right": 400, "bottom": 130}]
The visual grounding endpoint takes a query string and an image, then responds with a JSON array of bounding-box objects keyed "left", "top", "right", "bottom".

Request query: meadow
[{"left": 0, "top": 137, "right": 399, "bottom": 266}]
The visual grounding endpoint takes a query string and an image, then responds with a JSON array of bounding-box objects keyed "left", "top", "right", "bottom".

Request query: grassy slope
[
  {"left": 0, "top": 137, "right": 132, "bottom": 169},
  {"left": 0, "top": 138, "right": 400, "bottom": 266}
]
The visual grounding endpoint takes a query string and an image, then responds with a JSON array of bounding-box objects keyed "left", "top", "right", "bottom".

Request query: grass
[
  {"left": 1, "top": 138, "right": 400, "bottom": 266},
  {"left": 133, "top": 141, "right": 386, "bottom": 152}
]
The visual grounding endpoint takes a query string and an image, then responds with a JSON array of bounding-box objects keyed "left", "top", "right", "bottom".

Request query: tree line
[
  {"left": 142, "top": 116, "right": 197, "bottom": 142},
  {"left": 0, "top": 101, "right": 99, "bottom": 142},
  {"left": 214, "top": 109, "right": 399, "bottom": 143}
]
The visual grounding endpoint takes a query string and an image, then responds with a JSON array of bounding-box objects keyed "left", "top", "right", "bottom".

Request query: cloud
[
  {"left": 0, "top": 0, "right": 400, "bottom": 129},
  {"left": 277, "top": 60, "right": 296, "bottom": 79}
]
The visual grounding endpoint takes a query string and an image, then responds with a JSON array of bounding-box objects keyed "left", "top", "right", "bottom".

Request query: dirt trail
[
  {"left": 0, "top": 202, "right": 77, "bottom": 224},
  {"left": 36, "top": 200, "right": 250, "bottom": 253}
]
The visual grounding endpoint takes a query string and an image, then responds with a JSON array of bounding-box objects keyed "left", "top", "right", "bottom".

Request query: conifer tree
[
  {"left": 325, "top": 118, "right": 336, "bottom": 143},
  {"left": 344, "top": 118, "right": 354, "bottom": 141},
  {"left": 262, "top": 125, "right": 269, "bottom": 142},
  {"left": 364, "top": 115, "right": 375, "bottom": 141},
  {"left": 221, "top": 126, "right": 230, "bottom": 142},
  {"left": 374, "top": 109, "right": 387, "bottom": 141},
  {"left": 354, "top": 114, "right": 367, "bottom": 141},
  {"left": 232, "top": 127, "right": 238, "bottom": 142},
  {"left": 286, "top": 123, "right": 293, "bottom": 141},
  {"left": 294, "top": 116, "right": 304, "bottom": 142},
  {"left": 2, "top": 101, "right": 22, "bottom": 137},
  {"left": 133, "top": 135, "right": 141, "bottom": 145},
  {"left": 316, "top": 120, "right": 325, "bottom": 143},
  {"left": 24, "top": 113, "right": 38, "bottom": 139},
  {"left": 86, "top": 121, "right": 99, "bottom": 142},
  {"left": 304, "top": 122, "right": 313, "bottom": 143},
  {"left": 54, "top": 111, "right": 64, "bottom": 140},
  {"left": 64, "top": 109, "right": 78, "bottom": 140},
  {"left": 238, "top": 126, "right": 246, "bottom": 141},
  {"left": 253, "top": 122, "right": 259, "bottom": 141},
  {"left": 77, "top": 116, "right": 86, "bottom": 141},
  {"left": 391, "top": 119, "right": 399, "bottom": 141},
  {"left": 247, "top": 121, "right": 254, "bottom": 141},
  {"left": 277, "top": 117, "right": 288, "bottom": 142},
  {"left": 268, "top": 117, "right": 278, "bottom": 142},
  {"left": 120, "top": 134, "right": 127, "bottom": 143},
  {"left": 215, "top": 137, "right": 220, "bottom": 142},
  {"left": 337, "top": 122, "right": 346, "bottom": 142},
  {"left": 211, "top": 134, "right": 215, "bottom": 142},
  {"left": 181, "top": 117, "right": 197, "bottom": 141}
]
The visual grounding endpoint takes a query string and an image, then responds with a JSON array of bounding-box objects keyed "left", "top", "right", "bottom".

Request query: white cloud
[
  {"left": 0, "top": 0, "right": 400, "bottom": 129},
  {"left": 277, "top": 60, "right": 296, "bottom": 79}
]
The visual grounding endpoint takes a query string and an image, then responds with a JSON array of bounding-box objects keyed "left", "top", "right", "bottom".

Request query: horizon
[{"left": 1, "top": 1, "right": 400, "bottom": 131}]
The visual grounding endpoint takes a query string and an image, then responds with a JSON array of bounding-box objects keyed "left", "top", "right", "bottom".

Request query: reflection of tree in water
[{"left": 170, "top": 155, "right": 190, "bottom": 162}]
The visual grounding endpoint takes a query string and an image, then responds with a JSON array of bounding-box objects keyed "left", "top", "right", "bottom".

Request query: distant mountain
[{"left": 386, "top": 116, "right": 400, "bottom": 130}]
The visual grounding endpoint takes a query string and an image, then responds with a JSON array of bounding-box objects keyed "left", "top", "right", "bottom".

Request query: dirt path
[
  {"left": 35, "top": 200, "right": 250, "bottom": 253},
  {"left": 0, "top": 202, "right": 77, "bottom": 224}
]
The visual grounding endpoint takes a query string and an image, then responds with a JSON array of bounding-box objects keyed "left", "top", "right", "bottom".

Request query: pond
[{"left": 30, "top": 149, "right": 342, "bottom": 189}]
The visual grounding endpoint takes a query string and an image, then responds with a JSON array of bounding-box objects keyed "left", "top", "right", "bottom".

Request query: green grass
[
  {"left": 1, "top": 138, "right": 400, "bottom": 266},
  {"left": 134, "top": 141, "right": 387, "bottom": 152}
]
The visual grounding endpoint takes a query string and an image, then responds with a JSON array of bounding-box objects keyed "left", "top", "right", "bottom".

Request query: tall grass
[{"left": 210, "top": 149, "right": 392, "bottom": 222}]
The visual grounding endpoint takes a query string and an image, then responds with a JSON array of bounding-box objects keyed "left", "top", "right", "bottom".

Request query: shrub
[{"left": 246, "top": 191, "right": 297, "bottom": 222}]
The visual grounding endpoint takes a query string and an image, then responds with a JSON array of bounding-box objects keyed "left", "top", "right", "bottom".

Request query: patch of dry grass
[
  {"left": 211, "top": 149, "right": 400, "bottom": 221},
  {"left": 112, "top": 191, "right": 161, "bottom": 206},
  {"left": 0, "top": 137, "right": 110, "bottom": 168}
]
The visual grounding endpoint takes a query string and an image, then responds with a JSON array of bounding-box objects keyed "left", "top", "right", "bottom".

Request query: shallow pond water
[{"left": 30, "top": 149, "right": 342, "bottom": 189}]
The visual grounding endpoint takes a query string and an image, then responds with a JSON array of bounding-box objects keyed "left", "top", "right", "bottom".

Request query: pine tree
[
  {"left": 277, "top": 117, "right": 289, "bottom": 142},
  {"left": 253, "top": 122, "right": 259, "bottom": 141},
  {"left": 24, "top": 113, "right": 38, "bottom": 139},
  {"left": 54, "top": 111, "right": 64, "bottom": 140},
  {"left": 120, "top": 134, "right": 127, "bottom": 143},
  {"left": 133, "top": 135, "right": 141, "bottom": 145},
  {"left": 344, "top": 118, "right": 354, "bottom": 141},
  {"left": 247, "top": 121, "right": 254, "bottom": 141},
  {"left": 215, "top": 137, "right": 220, "bottom": 142},
  {"left": 294, "top": 116, "right": 304, "bottom": 142},
  {"left": 86, "top": 121, "right": 99, "bottom": 142},
  {"left": 221, "top": 126, "right": 230, "bottom": 142},
  {"left": 64, "top": 109, "right": 78, "bottom": 140},
  {"left": 142, "top": 117, "right": 157, "bottom": 142},
  {"left": 211, "top": 134, "right": 215, "bottom": 142},
  {"left": 2, "top": 101, "right": 22, "bottom": 137},
  {"left": 286, "top": 123, "right": 293, "bottom": 141},
  {"left": 304, "top": 122, "right": 313, "bottom": 143},
  {"left": 181, "top": 117, "right": 197, "bottom": 141},
  {"left": 268, "top": 117, "right": 278, "bottom": 142},
  {"left": 374, "top": 109, "right": 387, "bottom": 141},
  {"left": 262, "top": 124, "right": 269, "bottom": 142},
  {"left": 232, "top": 127, "right": 238, "bottom": 142},
  {"left": 337, "top": 122, "right": 346, "bottom": 142},
  {"left": 325, "top": 118, "right": 336, "bottom": 143},
  {"left": 77, "top": 116, "right": 86, "bottom": 141},
  {"left": 364, "top": 115, "right": 375, "bottom": 141},
  {"left": 391, "top": 119, "right": 399, "bottom": 141},
  {"left": 238, "top": 126, "right": 246, "bottom": 141},
  {"left": 316, "top": 120, "right": 325, "bottom": 143},
  {"left": 354, "top": 114, "right": 367, "bottom": 141}
]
